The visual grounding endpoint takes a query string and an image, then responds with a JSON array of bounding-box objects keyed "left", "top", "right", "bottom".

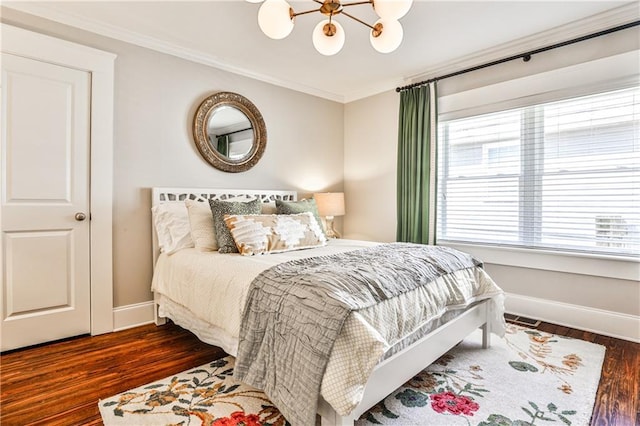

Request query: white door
[{"left": 1, "top": 53, "right": 91, "bottom": 351}]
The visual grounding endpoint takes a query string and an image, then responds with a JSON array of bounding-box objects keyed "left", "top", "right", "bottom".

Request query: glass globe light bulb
[
  {"left": 370, "top": 19, "right": 403, "bottom": 53},
  {"left": 373, "top": 0, "right": 413, "bottom": 20},
  {"left": 312, "top": 19, "right": 345, "bottom": 56},
  {"left": 258, "top": 0, "right": 294, "bottom": 40}
]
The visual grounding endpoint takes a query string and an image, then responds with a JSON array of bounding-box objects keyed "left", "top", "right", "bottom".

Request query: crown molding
[
  {"left": 2, "top": 2, "right": 346, "bottom": 103},
  {"left": 3, "top": 2, "right": 638, "bottom": 104},
  {"left": 402, "top": 2, "right": 640, "bottom": 87},
  {"left": 343, "top": 76, "right": 408, "bottom": 103}
]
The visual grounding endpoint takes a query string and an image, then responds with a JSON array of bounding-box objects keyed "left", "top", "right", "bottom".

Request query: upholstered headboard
[{"left": 150, "top": 187, "right": 298, "bottom": 261}]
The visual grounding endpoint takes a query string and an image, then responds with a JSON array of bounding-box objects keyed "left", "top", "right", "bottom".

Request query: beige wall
[
  {"left": 343, "top": 25, "right": 640, "bottom": 337},
  {"left": 2, "top": 8, "right": 344, "bottom": 308},
  {"left": 344, "top": 90, "right": 399, "bottom": 243}
]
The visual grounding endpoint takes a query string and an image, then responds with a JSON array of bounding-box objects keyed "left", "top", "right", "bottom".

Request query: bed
[{"left": 150, "top": 187, "right": 505, "bottom": 426}]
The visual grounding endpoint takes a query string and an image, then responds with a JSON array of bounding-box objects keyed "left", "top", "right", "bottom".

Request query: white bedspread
[{"left": 152, "top": 239, "right": 505, "bottom": 416}]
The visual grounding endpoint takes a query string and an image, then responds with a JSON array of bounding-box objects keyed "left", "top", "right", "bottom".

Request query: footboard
[{"left": 318, "top": 300, "right": 493, "bottom": 425}]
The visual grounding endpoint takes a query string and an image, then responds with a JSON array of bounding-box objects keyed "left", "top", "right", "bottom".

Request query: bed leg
[
  {"left": 153, "top": 296, "right": 167, "bottom": 326},
  {"left": 318, "top": 398, "right": 355, "bottom": 426},
  {"left": 154, "top": 310, "right": 167, "bottom": 326},
  {"left": 320, "top": 412, "right": 355, "bottom": 426},
  {"left": 481, "top": 322, "right": 491, "bottom": 349}
]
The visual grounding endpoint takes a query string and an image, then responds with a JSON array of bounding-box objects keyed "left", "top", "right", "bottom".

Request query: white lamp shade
[
  {"left": 258, "top": 0, "right": 294, "bottom": 40},
  {"left": 246, "top": 0, "right": 264, "bottom": 3},
  {"left": 373, "top": 0, "right": 413, "bottom": 20},
  {"left": 370, "top": 19, "right": 403, "bottom": 53},
  {"left": 314, "top": 192, "right": 345, "bottom": 216},
  {"left": 312, "top": 19, "right": 345, "bottom": 56}
]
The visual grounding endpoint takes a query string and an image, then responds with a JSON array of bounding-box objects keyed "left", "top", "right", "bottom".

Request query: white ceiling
[{"left": 4, "top": 1, "right": 636, "bottom": 102}]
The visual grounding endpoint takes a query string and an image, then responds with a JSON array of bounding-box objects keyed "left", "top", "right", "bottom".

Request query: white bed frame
[{"left": 151, "top": 187, "right": 493, "bottom": 426}]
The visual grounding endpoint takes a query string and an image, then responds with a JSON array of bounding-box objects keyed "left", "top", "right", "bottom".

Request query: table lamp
[{"left": 314, "top": 192, "right": 345, "bottom": 238}]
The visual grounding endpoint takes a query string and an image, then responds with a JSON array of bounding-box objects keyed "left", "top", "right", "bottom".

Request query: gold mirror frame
[{"left": 193, "top": 92, "right": 267, "bottom": 173}]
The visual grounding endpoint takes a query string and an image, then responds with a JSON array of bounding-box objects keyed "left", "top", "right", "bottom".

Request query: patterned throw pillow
[
  {"left": 275, "top": 199, "right": 325, "bottom": 235},
  {"left": 209, "top": 198, "right": 262, "bottom": 253},
  {"left": 224, "top": 212, "right": 327, "bottom": 256}
]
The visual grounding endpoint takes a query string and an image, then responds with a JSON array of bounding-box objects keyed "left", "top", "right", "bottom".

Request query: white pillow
[
  {"left": 185, "top": 199, "right": 217, "bottom": 251},
  {"left": 151, "top": 203, "right": 194, "bottom": 255}
]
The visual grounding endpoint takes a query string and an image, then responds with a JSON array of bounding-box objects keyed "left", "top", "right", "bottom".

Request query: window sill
[{"left": 439, "top": 242, "right": 640, "bottom": 281}]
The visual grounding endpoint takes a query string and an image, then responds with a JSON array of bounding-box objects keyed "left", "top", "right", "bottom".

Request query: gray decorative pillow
[
  {"left": 209, "top": 198, "right": 262, "bottom": 253},
  {"left": 275, "top": 199, "right": 325, "bottom": 235}
]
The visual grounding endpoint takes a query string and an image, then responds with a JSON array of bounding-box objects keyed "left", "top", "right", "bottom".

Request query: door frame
[{"left": 1, "top": 24, "right": 116, "bottom": 335}]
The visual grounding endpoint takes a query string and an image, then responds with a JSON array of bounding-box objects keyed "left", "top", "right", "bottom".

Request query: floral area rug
[{"left": 99, "top": 324, "right": 605, "bottom": 426}]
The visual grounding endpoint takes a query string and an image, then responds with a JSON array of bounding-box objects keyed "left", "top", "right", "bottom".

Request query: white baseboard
[
  {"left": 113, "top": 301, "right": 155, "bottom": 331},
  {"left": 505, "top": 292, "right": 640, "bottom": 343},
  {"left": 111, "top": 295, "right": 640, "bottom": 343}
]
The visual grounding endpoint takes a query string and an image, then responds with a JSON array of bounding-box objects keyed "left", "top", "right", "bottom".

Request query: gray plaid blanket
[{"left": 233, "top": 243, "right": 482, "bottom": 426}]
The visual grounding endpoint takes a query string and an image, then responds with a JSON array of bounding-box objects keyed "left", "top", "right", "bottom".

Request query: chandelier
[{"left": 247, "top": 0, "right": 413, "bottom": 56}]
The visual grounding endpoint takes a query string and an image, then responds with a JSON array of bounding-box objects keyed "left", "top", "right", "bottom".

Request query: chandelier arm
[
  {"left": 341, "top": 10, "right": 376, "bottom": 31},
  {"left": 292, "top": 7, "right": 323, "bottom": 17},
  {"left": 341, "top": 1, "right": 374, "bottom": 8}
]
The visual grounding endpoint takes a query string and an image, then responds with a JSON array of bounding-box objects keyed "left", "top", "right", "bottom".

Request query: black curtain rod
[
  {"left": 396, "top": 20, "right": 640, "bottom": 93},
  {"left": 216, "top": 127, "right": 252, "bottom": 138}
]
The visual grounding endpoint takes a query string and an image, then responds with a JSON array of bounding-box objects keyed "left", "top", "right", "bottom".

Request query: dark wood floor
[
  {"left": 533, "top": 321, "right": 640, "bottom": 426},
  {"left": 0, "top": 322, "right": 225, "bottom": 426},
  {"left": 1, "top": 320, "right": 638, "bottom": 425}
]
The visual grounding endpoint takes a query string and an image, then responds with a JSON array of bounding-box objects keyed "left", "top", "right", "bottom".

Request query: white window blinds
[{"left": 437, "top": 86, "right": 640, "bottom": 258}]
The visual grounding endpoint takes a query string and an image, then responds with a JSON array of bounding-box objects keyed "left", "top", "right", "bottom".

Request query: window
[{"left": 437, "top": 86, "right": 640, "bottom": 258}]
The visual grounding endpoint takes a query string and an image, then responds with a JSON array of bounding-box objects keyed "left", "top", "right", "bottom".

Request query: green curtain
[
  {"left": 396, "top": 83, "right": 437, "bottom": 244},
  {"left": 216, "top": 135, "right": 230, "bottom": 157}
]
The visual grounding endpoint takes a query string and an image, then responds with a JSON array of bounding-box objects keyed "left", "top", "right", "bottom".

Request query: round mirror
[{"left": 193, "top": 92, "right": 266, "bottom": 173}]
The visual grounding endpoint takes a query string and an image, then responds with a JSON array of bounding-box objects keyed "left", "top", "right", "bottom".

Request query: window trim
[
  {"left": 439, "top": 241, "right": 640, "bottom": 281},
  {"left": 439, "top": 51, "right": 639, "bottom": 121}
]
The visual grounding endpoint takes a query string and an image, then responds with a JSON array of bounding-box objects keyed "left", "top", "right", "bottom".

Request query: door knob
[{"left": 75, "top": 212, "right": 87, "bottom": 221}]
